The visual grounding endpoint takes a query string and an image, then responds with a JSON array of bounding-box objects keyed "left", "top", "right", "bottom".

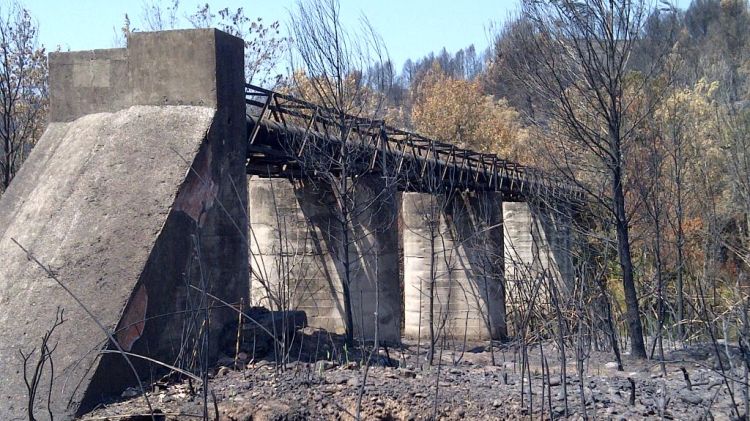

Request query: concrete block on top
[{"left": 49, "top": 28, "right": 245, "bottom": 122}]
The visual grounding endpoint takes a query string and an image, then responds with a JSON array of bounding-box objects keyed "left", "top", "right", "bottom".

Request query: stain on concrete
[
  {"left": 175, "top": 146, "right": 218, "bottom": 226},
  {"left": 116, "top": 284, "right": 148, "bottom": 352}
]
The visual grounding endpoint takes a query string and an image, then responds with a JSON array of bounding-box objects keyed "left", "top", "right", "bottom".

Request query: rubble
[{"left": 80, "top": 337, "right": 746, "bottom": 420}]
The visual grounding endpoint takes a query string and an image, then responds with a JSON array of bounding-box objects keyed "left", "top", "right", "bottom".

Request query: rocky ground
[{"left": 80, "top": 331, "right": 748, "bottom": 420}]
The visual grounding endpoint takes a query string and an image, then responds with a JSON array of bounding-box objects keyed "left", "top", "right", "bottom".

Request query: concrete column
[
  {"left": 401, "top": 191, "right": 505, "bottom": 341},
  {"left": 249, "top": 177, "right": 346, "bottom": 334},
  {"left": 502, "top": 201, "right": 574, "bottom": 311},
  {"left": 249, "top": 176, "right": 401, "bottom": 343}
]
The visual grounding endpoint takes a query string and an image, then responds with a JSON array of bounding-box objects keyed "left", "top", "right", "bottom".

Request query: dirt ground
[{"left": 79, "top": 331, "right": 748, "bottom": 420}]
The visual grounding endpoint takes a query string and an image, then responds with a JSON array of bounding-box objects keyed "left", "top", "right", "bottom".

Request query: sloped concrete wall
[
  {"left": 249, "top": 176, "right": 401, "bottom": 343},
  {"left": 0, "top": 29, "right": 247, "bottom": 419},
  {"left": 401, "top": 192, "right": 505, "bottom": 341}
]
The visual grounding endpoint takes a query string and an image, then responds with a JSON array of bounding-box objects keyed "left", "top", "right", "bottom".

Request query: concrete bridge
[{"left": 0, "top": 29, "right": 582, "bottom": 418}]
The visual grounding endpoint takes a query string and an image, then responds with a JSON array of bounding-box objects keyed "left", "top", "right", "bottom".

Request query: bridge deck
[{"left": 245, "top": 84, "right": 583, "bottom": 203}]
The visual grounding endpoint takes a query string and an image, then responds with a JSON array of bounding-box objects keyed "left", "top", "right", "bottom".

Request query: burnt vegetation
[{"left": 4, "top": 0, "right": 750, "bottom": 419}]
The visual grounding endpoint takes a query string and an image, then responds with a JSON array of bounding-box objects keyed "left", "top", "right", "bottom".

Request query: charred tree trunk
[{"left": 613, "top": 163, "right": 646, "bottom": 358}]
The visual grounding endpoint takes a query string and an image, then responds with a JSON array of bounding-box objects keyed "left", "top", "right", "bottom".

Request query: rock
[
  {"left": 548, "top": 377, "right": 561, "bottom": 387},
  {"left": 220, "top": 307, "right": 307, "bottom": 358},
  {"left": 605, "top": 362, "right": 620, "bottom": 369},
  {"left": 679, "top": 390, "right": 703, "bottom": 405},
  {"left": 492, "top": 399, "right": 502, "bottom": 408},
  {"left": 347, "top": 377, "right": 360, "bottom": 387},
  {"left": 285, "top": 361, "right": 304, "bottom": 371},
  {"left": 222, "top": 399, "right": 307, "bottom": 421},
  {"left": 315, "top": 360, "right": 336, "bottom": 372},
  {"left": 152, "top": 382, "right": 168, "bottom": 392},
  {"left": 254, "top": 360, "right": 272, "bottom": 369},
  {"left": 593, "top": 392, "right": 609, "bottom": 403},
  {"left": 399, "top": 368, "right": 417, "bottom": 378},
  {"left": 121, "top": 387, "right": 139, "bottom": 398}
]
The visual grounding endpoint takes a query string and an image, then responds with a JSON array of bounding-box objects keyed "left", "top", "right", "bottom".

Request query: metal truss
[{"left": 245, "top": 84, "right": 584, "bottom": 203}]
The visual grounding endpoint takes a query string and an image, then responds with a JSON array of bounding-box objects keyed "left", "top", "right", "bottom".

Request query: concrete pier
[
  {"left": 401, "top": 191, "right": 506, "bottom": 341},
  {"left": 249, "top": 176, "right": 401, "bottom": 343},
  {"left": 502, "top": 201, "right": 574, "bottom": 311}
]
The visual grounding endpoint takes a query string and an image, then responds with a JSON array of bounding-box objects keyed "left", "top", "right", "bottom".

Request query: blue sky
[{"left": 22, "top": 0, "right": 518, "bottom": 71}]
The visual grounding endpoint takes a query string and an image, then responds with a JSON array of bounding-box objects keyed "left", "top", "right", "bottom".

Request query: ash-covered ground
[{"left": 80, "top": 330, "right": 746, "bottom": 420}]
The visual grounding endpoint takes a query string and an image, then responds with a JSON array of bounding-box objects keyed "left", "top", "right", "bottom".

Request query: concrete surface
[
  {"left": 49, "top": 29, "right": 241, "bottom": 122},
  {"left": 401, "top": 192, "right": 506, "bottom": 341},
  {"left": 0, "top": 29, "right": 247, "bottom": 419},
  {"left": 249, "top": 176, "right": 401, "bottom": 343},
  {"left": 502, "top": 201, "right": 574, "bottom": 314}
]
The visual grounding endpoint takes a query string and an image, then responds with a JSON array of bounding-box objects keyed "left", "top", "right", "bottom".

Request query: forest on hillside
[{"left": 3, "top": 0, "right": 750, "bottom": 417}]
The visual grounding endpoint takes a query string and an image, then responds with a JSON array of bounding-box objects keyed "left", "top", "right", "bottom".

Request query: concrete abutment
[{"left": 0, "top": 29, "right": 247, "bottom": 418}]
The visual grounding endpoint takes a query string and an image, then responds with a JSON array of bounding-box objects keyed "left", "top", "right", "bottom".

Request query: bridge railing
[{"left": 244, "top": 84, "right": 585, "bottom": 203}]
